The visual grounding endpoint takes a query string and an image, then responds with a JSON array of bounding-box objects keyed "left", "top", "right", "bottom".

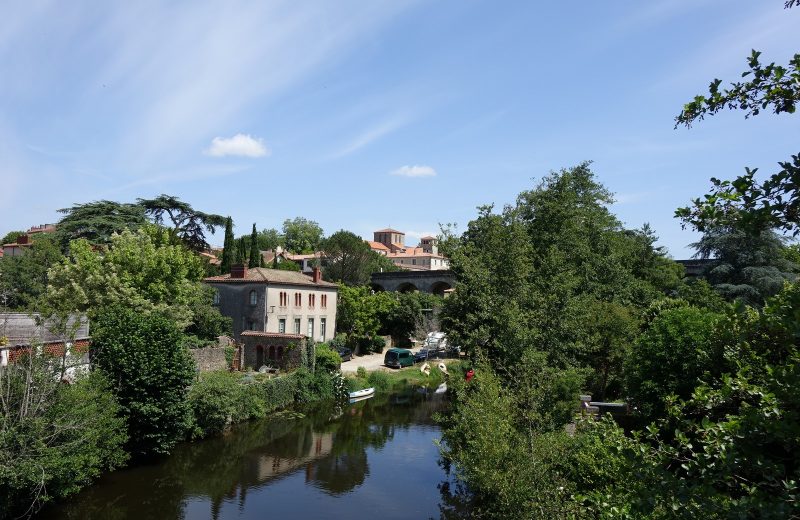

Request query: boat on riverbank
[{"left": 348, "top": 387, "right": 375, "bottom": 402}]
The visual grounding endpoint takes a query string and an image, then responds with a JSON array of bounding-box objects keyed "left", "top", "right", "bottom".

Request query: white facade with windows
[{"left": 205, "top": 267, "right": 338, "bottom": 342}]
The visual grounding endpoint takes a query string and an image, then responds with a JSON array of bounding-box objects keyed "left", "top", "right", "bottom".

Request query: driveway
[{"left": 339, "top": 350, "right": 391, "bottom": 373}]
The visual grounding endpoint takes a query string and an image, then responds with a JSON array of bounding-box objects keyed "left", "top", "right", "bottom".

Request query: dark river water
[{"left": 38, "top": 389, "right": 468, "bottom": 520}]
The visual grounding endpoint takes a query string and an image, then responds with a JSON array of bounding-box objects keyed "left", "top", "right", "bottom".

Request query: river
[{"left": 37, "top": 387, "right": 469, "bottom": 520}]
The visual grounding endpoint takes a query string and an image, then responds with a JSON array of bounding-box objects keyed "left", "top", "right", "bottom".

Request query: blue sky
[{"left": 1, "top": 1, "right": 798, "bottom": 257}]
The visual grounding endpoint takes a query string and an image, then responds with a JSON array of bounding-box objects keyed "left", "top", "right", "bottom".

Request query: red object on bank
[{"left": 465, "top": 369, "right": 475, "bottom": 382}]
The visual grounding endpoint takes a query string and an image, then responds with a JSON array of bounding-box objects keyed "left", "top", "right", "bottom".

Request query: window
[
  {"left": 246, "top": 319, "right": 256, "bottom": 331},
  {"left": 278, "top": 319, "right": 286, "bottom": 334},
  {"left": 307, "top": 318, "right": 314, "bottom": 338},
  {"left": 412, "top": 259, "right": 416, "bottom": 265},
  {"left": 321, "top": 294, "right": 327, "bottom": 309},
  {"left": 212, "top": 290, "right": 220, "bottom": 305},
  {"left": 320, "top": 318, "right": 327, "bottom": 342},
  {"left": 249, "top": 290, "right": 257, "bottom": 305},
  {"left": 294, "top": 318, "right": 301, "bottom": 334},
  {"left": 294, "top": 292, "right": 301, "bottom": 307},
  {"left": 308, "top": 294, "right": 315, "bottom": 308},
  {"left": 279, "top": 291, "right": 288, "bottom": 307}
]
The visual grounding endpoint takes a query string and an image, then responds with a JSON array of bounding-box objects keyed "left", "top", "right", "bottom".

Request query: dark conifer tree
[
  {"left": 220, "top": 217, "right": 235, "bottom": 273},
  {"left": 248, "top": 223, "right": 260, "bottom": 268}
]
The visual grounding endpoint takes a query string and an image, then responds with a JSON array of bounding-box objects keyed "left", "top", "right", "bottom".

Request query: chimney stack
[
  {"left": 16, "top": 234, "right": 29, "bottom": 245},
  {"left": 231, "top": 264, "right": 247, "bottom": 279},
  {"left": 312, "top": 266, "right": 322, "bottom": 283}
]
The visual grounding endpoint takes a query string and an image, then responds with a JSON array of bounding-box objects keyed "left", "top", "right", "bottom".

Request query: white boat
[{"left": 348, "top": 387, "right": 375, "bottom": 400}]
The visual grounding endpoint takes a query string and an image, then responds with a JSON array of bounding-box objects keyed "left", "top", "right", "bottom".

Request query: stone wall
[
  {"left": 240, "top": 333, "right": 309, "bottom": 372},
  {"left": 190, "top": 346, "right": 228, "bottom": 372}
]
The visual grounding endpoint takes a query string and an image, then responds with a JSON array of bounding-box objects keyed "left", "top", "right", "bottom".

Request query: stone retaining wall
[{"left": 190, "top": 346, "right": 228, "bottom": 372}]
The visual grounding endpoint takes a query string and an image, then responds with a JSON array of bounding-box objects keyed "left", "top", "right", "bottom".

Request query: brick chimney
[
  {"left": 231, "top": 264, "right": 247, "bottom": 279},
  {"left": 312, "top": 266, "right": 322, "bottom": 283},
  {"left": 16, "top": 234, "right": 29, "bottom": 245}
]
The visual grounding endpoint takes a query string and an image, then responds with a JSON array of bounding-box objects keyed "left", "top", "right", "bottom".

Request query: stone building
[
  {"left": 367, "top": 228, "right": 450, "bottom": 271},
  {"left": 204, "top": 265, "right": 338, "bottom": 343}
]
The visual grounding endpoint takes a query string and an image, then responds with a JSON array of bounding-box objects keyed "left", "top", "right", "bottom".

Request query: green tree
[
  {"left": 283, "top": 217, "right": 323, "bottom": 253},
  {"left": 0, "top": 230, "right": 24, "bottom": 245},
  {"left": 624, "top": 306, "right": 722, "bottom": 424},
  {"left": 320, "top": 230, "right": 380, "bottom": 285},
  {"left": 248, "top": 223, "right": 260, "bottom": 268},
  {"left": 56, "top": 200, "right": 147, "bottom": 249},
  {"left": 0, "top": 233, "right": 63, "bottom": 309},
  {"left": 137, "top": 194, "right": 226, "bottom": 251},
  {"left": 692, "top": 227, "right": 797, "bottom": 306},
  {"left": 0, "top": 364, "right": 128, "bottom": 518},
  {"left": 92, "top": 307, "right": 195, "bottom": 457},
  {"left": 257, "top": 227, "right": 284, "bottom": 251},
  {"left": 46, "top": 226, "right": 226, "bottom": 337},
  {"left": 220, "top": 217, "right": 235, "bottom": 274}
]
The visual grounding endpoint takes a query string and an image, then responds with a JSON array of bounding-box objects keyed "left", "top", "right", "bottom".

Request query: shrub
[
  {"left": 188, "top": 372, "right": 267, "bottom": 438},
  {"left": 0, "top": 369, "right": 128, "bottom": 518},
  {"left": 315, "top": 343, "right": 341, "bottom": 373},
  {"left": 224, "top": 345, "right": 236, "bottom": 368},
  {"left": 92, "top": 306, "right": 196, "bottom": 458},
  {"left": 356, "top": 366, "right": 367, "bottom": 379},
  {"left": 367, "top": 371, "right": 390, "bottom": 391},
  {"left": 262, "top": 375, "right": 297, "bottom": 412},
  {"left": 329, "top": 333, "right": 348, "bottom": 350},
  {"left": 624, "top": 307, "right": 722, "bottom": 422}
]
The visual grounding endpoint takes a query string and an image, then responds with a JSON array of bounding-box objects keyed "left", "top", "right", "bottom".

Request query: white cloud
[
  {"left": 204, "top": 133, "right": 270, "bottom": 158},
  {"left": 390, "top": 165, "right": 437, "bottom": 178}
]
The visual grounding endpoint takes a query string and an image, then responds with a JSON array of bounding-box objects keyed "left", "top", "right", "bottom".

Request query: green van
[{"left": 384, "top": 348, "right": 414, "bottom": 369}]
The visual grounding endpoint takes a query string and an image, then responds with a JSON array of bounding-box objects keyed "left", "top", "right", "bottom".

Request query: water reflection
[{"left": 38, "top": 389, "right": 452, "bottom": 520}]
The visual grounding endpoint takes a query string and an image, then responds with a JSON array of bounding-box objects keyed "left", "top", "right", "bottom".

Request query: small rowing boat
[{"left": 349, "top": 387, "right": 375, "bottom": 400}]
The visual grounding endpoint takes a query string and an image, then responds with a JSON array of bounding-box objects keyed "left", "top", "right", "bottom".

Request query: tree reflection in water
[{"left": 38, "top": 389, "right": 453, "bottom": 520}]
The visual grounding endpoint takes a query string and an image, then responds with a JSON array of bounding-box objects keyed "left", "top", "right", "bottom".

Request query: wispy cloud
[
  {"left": 390, "top": 165, "right": 437, "bottom": 178},
  {"left": 404, "top": 230, "right": 437, "bottom": 242},
  {"left": 205, "top": 134, "right": 269, "bottom": 158},
  {"left": 330, "top": 116, "right": 407, "bottom": 158}
]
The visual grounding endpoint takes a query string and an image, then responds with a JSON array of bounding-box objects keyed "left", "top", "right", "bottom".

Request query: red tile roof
[
  {"left": 240, "top": 331, "right": 307, "bottom": 339},
  {"left": 204, "top": 267, "right": 338, "bottom": 288},
  {"left": 366, "top": 241, "right": 390, "bottom": 251}
]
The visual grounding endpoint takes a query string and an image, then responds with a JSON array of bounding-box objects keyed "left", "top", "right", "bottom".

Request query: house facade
[{"left": 204, "top": 265, "right": 338, "bottom": 343}]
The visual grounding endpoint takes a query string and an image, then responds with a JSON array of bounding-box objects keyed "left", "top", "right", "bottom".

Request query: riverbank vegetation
[
  {"left": 437, "top": 160, "right": 800, "bottom": 518},
  {"left": 345, "top": 361, "right": 466, "bottom": 395},
  {"left": 437, "top": 12, "right": 800, "bottom": 515}
]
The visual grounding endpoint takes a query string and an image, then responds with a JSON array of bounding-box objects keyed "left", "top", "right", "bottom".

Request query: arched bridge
[{"left": 371, "top": 270, "right": 455, "bottom": 296}]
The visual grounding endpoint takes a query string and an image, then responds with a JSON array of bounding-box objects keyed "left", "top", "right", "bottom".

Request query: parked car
[
  {"left": 384, "top": 348, "right": 414, "bottom": 368},
  {"left": 413, "top": 349, "right": 430, "bottom": 363},
  {"left": 337, "top": 347, "right": 352, "bottom": 362}
]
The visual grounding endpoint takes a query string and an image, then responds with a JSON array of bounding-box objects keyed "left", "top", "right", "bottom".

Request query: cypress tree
[
  {"left": 235, "top": 237, "right": 247, "bottom": 264},
  {"left": 249, "top": 223, "right": 260, "bottom": 268},
  {"left": 220, "top": 217, "right": 235, "bottom": 273}
]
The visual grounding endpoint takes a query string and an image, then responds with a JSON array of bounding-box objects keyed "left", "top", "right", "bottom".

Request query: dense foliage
[
  {"left": 437, "top": 160, "right": 800, "bottom": 518},
  {"left": 321, "top": 230, "right": 397, "bottom": 285},
  {"left": 0, "top": 232, "right": 62, "bottom": 309},
  {"left": 91, "top": 307, "right": 196, "bottom": 458},
  {"left": 336, "top": 284, "right": 442, "bottom": 352},
  {"left": 46, "top": 226, "right": 230, "bottom": 340},
  {"left": 0, "top": 364, "right": 128, "bottom": 519},
  {"left": 283, "top": 217, "right": 324, "bottom": 254}
]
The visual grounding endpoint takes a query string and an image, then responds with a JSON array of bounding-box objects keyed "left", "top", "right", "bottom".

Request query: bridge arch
[
  {"left": 430, "top": 281, "right": 452, "bottom": 297},
  {"left": 397, "top": 282, "right": 418, "bottom": 293},
  {"left": 370, "top": 283, "right": 385, "bottom": 293}
]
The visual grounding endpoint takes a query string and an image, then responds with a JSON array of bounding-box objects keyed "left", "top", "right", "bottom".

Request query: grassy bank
[{"left": 346, "top": 360, "right": 467, "bottom": 394}]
